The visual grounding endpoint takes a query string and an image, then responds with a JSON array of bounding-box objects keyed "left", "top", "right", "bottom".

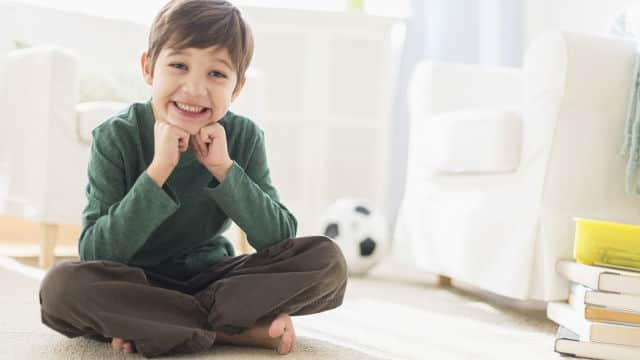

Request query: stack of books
[{"left": 547, "top": 260, "right": 640, "bottom": 359}]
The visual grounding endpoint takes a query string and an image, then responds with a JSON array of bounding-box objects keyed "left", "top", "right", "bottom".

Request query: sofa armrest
[
  {"left": 5, "top": 46, "right": 79, "bottom": 141},
  {"left": 408, "top": 61, "right": 523, "bottom": 127},
  {"left": 521, "top": 32, "right": 638, "bottom": 228},
  {"left": 76, "top": 101, "right": 129, "bottom": 144},
  {"left": 2, "top": 45, "right": 85, "bottom": 223},
  {"left": 524, "top": 32, "right": 637, "bottom": 114}
]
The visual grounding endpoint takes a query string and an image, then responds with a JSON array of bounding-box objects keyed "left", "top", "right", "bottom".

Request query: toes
[
  {"left": 111, "top": 338, "right": 123, "bottom": 351},
  {"left": 111, "top": 338, "right": 121, "bottom": 349},
  {"left": 287, "top": 316, "right": 296, "bottom": 352},
  {"left": 278, "top": 327, "right": 295, "bottom": 355},
  {"left": 278, "top": 334, "right": 294, "bottom": 355},
  {"left": 284, "top": 338, "right": 293, "bottom": 354},
  {"left": 277, "top": 341, "right": 286, "bottom": 354},
  {"left": 112, "top": 338, "right": 137, "bottom": 353},
  {"left": 268, "top": 314, "right": 296, "bottom": 354},
  {"left": 268, "top": 318, "right": 285, "bottom": 338}
]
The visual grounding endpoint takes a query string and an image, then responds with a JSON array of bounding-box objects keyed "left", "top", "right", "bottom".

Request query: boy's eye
[
  {"left": 168, "top": 63, "right": 226, "bottom": 78},
  {"left": 169, "top": 63, "right": 187, "bottom": 70},
  {"left": 209, "top": 70, "right": 227, "bottom": 78}
]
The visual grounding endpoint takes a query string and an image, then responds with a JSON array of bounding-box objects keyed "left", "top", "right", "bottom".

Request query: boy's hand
[
  {"left": 191, "top": 123, "right": 233, "bottom": 182},
  {"left": 147, "top": 121, "right": 189, "bottom": 187}
]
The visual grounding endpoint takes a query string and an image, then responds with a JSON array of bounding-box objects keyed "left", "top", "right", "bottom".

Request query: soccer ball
[{"left": 319, "top": 198, "right": 389, "bottom": 275}]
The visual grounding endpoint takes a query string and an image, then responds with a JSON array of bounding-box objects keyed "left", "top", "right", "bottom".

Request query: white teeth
[{"left": 175, "top": 102, "right": 205, "bottom": 113}]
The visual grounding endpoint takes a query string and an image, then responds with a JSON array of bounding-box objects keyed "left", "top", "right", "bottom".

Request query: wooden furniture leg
[
  {"left": 437, "top": 275, "right": 452, "bottom": 287},
  {"left": 40, "top": 223, "right": 58, "bottom": 269},
  {"left": 238, "top": 230, "right": 252, "bottom": 254}
]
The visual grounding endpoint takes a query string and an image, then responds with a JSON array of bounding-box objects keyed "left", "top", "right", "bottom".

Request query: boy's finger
[
  {"left": 199, "top": 129, "right": 209, "bottom": 143},
  {"left": 194, "top": 134, "right": 208, "bottom": 157},
  {"left": 200, "top": 139, "right": 209, "bottom": 157},
  {"left": 200, "top": 126, "right": 215, "bottom": 144},
  {"left": 192, "top": 137, "right": 202, "bottom": 158}
]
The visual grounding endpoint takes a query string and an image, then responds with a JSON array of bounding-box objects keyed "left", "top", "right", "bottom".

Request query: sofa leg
[
  {"left": 437, "top": 275, "right": 452, "bottom": 287},
  {"left": 39, "top": 223, "right": 58, "bottom": 269}
]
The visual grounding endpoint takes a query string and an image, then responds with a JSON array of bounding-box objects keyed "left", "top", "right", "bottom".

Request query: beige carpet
[{"left": 0, "top": 257, "right": 559, "bottom": 359}]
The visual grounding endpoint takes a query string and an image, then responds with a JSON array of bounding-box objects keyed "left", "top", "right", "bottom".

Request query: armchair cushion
[{"left": 425, "top": 109, "right": 522, "bottom": 174}]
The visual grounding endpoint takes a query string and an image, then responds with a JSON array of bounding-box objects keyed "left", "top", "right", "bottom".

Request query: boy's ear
[
  {"left": 141, "top": 52, "right": 153, "bottom": 85},
  {"left": 231, "top": 77, "right": 246, "bottom": 103}
]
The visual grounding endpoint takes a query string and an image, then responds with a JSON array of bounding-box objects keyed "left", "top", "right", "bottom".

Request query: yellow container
[{"left": 574, "top": 218, "right": 640, "bottom": 270}]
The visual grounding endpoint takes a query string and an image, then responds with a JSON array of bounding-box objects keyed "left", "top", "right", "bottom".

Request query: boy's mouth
[{"left": 172, "top": 101, "right": 211, "bottom": 117}]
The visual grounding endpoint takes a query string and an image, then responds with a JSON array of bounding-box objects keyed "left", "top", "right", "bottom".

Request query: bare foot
[
  {"left": 269, "top": 313, "right": 296, "bottom": 355},
  {"left": 111, "top": 337, "right": 137, "bottom": 353},
  {"left": 215, "top": 313, "right": 296, "bottom": 355}
]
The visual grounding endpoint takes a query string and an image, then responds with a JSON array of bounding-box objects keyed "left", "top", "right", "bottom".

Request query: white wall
[
  {"left": 8, "top": 0, "right": 410, "bottom": 25},
  {"left": 524, "top": 0, "right": 636, "bottom": 48}
]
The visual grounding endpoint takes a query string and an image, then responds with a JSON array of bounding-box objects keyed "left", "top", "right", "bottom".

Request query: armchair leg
[
  {"left": 238, "top": 230, "right": 252, "bottom": 254},
  {"left": 39, "top": 223, "right": 58, "bottom": 269},
  {"left": 437, "top": 275, "right": 452, "bottom": 287}
]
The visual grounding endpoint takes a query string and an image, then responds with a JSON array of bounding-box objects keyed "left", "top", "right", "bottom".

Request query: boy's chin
[{"left": 166, "top": 120, "right": 200, "bottom": 136}]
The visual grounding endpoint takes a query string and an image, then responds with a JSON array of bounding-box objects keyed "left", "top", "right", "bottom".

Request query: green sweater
[{"left": 78, "top": 101, "right": 297, "bottom": 280}]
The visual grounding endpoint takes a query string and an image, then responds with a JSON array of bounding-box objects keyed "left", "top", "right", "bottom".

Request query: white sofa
[{"left": 394, "top": 31, "right": 640, "bottom": 301}]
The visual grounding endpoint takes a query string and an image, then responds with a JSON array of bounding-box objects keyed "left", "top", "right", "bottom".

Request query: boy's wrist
[
  {"left": 147, "top": 161, "right": 173, "bottom": 187},
  {"left": 208, "top": 160, "right": 233, "bottom": 183}
]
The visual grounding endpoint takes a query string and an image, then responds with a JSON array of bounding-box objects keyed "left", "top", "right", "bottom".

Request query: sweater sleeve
[
  {"left": 205, "top": 132, "right": 297, "bottom": 251},
  {"left": 78, "top": 128, "right": 180, "bottom": 262}
]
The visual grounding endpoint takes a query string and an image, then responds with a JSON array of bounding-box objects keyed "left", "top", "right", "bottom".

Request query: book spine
[
  {"left": 601, "top": 273, "right": 640, "bottom": 295},
  {"left": 556, "top": 260, "right": 601, "bottom": 289},
  {"left": 585, "top": 291, "right": 640, "bottom": 313}
]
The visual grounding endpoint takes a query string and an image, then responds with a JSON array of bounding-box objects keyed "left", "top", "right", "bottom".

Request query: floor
[{"left": 0, "top": 255, "right": 561, "bottom": 360}]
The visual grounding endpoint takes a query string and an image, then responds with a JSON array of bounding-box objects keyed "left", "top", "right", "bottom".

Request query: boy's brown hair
[{"left": 147, "top": 0, "right": 254, "bottom": 92}]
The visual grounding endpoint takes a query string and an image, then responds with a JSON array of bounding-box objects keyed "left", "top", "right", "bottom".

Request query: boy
[{"left": 38, "top": 0, "right": 348, "bottom": 357}]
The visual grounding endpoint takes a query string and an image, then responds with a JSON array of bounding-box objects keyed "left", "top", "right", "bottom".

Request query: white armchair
[
  {"left": 394, "top": 31, "right": 640, "bottom": 301},
  {"left": 0, "top": 46, "right": 128, "bottom": 268}
]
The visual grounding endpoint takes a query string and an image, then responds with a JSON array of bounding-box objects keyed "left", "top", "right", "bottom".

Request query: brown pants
[{"left": 39, "top": 236, "right": 348, "bottom": 358}]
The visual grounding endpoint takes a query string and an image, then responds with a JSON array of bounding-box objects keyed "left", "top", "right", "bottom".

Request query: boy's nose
[{"left": 181, "top": 79, "right": 207, "bottom": 97}]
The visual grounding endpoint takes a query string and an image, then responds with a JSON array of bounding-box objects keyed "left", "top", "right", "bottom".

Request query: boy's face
[{"left": 141, "top": 46, "right": 245, "bottom": 135}]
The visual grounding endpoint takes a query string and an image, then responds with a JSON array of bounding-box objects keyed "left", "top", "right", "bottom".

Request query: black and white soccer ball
[{"left": 319, "top": 199, "right": 389, "bottom": 275}]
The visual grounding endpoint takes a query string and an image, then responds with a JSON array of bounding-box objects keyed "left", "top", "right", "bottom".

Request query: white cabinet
[{"left": 234, "top": 7, "right": 402, "bottom": 235}]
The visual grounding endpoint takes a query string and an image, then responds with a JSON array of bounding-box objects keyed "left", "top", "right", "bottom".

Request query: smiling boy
[{"left": 38, "top": 0, "right": 348, "bottom": 357}]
